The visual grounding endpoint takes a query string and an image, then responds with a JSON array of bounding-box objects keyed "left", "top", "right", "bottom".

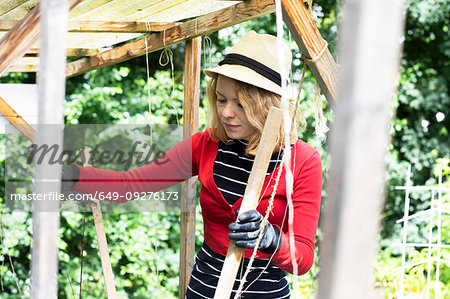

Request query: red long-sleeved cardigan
[{"left": 72, "top": 130, "right": 322, "bottom": 275}]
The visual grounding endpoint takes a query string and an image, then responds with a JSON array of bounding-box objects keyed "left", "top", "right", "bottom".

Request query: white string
[
  {"left": 275, "top": 1, "right": 301, "bottom": 298},
  {"left": 275, "top": 0, "right": 297, "bottom": 276},
  {"left": 144, "top": 22, "right": 153, "bottom": 145},
  {"left": 203, "top": 35, "right": 213, "bottom": 70},
  {"left": 159, "top": 48, "right": 180, "bottom": 126},
  {"left": 144, "top": 22, "right": 160, "bottom": 286},
  {"left": 314, "top": 82, "right": 329, "bottom": 137}
]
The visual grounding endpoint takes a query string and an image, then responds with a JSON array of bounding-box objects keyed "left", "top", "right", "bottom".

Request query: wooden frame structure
[{"left": 0, "top": 0, "right": 397, "bottom": 298}]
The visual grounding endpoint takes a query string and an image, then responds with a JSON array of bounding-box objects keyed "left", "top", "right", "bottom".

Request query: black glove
[
  {"left": 228, "top": 210, "right": 281, "bottom": 253},
  {"left": 61, "top": 164, "right": 80, "bottom": 193}
]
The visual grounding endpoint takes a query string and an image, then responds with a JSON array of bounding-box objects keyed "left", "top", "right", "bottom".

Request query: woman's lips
[{"left": 224, "top": 124, "right": 240, "bottom": 130}]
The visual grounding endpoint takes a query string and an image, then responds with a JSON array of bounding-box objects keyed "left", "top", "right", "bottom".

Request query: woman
[{"left": 63, "top": 31, "right": 322, "bottom": 298}]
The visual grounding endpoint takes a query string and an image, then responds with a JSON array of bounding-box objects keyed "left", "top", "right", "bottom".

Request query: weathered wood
[
  {"left": 317, "top": 0, "right": 405, "bottom": 298},
  {"left": 30, "top": 0, "right": 70, "bottom": 298},
  {"left": 0, "top": 0, "right": 39, "bottom": 20},
  {"left": 137, "top": 0, "right": 241, "bottom": 23},
  {"left": 81, "top": 150, "right": 118, "bottom": 299},
  {"left": 0, "top": 20, "right": 177, "bottom": 33},
  {"left": 0, "top": 0, "right": 83, "bottom": 77},
  {"left": 178, "top": 37, "right": 201, "bottom": 299},
  {"left": 66, "top": 0, "right": 275, "bottom": 77},
  {"left": 67, "top": 21, "right": 177, "bottom": 32},
  {"left": 26, "top": 47, "right": 100, "bottom": 57},
  {"left": 0, "top": 95, "right": 35, "bottom": 141},
  {"left": 281, "top": 0, "right": 338, "bottom": 104},
  {"left": 214, "top": 107, "right": 283, "bottom": 299},
  {"left": 0, "top": 0, "right": 30, "bottom": 16},
  {"left": 3, "top": 64, "right": 37, "bottom": 72}
]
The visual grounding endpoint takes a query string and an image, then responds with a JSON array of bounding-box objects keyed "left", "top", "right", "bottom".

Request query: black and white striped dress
[{"left": 185, "top": 140, "right": 290, "bottom": 299}]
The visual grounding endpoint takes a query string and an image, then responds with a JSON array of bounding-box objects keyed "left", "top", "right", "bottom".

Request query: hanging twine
[
  {"left": 159, "top": 48, "right": 180, "bottom": 125},
  {"left": 144, "top": 22, "right": 154, "bottom": 144},
  {"left": 203, "top": 35, "right": 213, "bottom": 70},
  {"left": 302, "top": 40, "right": 329, "bottom": 137},
  {"left": 313, "top": 81, "right": 329, "bottom": 137}
]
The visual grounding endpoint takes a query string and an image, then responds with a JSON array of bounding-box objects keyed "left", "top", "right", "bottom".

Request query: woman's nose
[{"left": 222, "top": 103, "right": 236, "bottom": 118}]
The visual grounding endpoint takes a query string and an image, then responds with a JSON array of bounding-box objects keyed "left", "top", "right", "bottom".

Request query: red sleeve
[
  {"left": 271, "top": 150, "right": 322, "bottom": 275},
  {"left": 72, "top": 132, "right": 205, "bottom": 203}
]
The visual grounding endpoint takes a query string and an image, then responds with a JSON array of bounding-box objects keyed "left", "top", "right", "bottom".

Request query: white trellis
[{"left": 395, "top": 164, "right": 450, "bottom": 299}]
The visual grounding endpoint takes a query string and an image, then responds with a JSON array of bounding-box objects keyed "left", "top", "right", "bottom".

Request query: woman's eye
[{"left": 217, "top": 98, "right": 226, "bottom": 104}]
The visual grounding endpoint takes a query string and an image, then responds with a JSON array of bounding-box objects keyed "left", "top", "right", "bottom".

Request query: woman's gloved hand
[
  {"left": 61, "top": 164, "right": 80, "bottom": 193},
  {"left": 228, "top": 210, "right": 281, "bottom": 253}
]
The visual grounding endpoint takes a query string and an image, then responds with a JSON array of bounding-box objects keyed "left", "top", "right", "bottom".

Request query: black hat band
[{"left": 218, "top": 53, "right": 282, "bottom": 86}]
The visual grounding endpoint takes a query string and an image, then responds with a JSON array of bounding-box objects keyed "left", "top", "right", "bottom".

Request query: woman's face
[{"left": 215, "top": 75, "right": 256, "bottom": 141}]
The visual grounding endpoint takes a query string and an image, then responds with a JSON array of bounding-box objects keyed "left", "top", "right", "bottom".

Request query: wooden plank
[
  {"left": 67, "top": 21, "right": 177, "bottom": 33},
  {"left": 26, "top": 47, "right": 100, "bottom": 57},
  {"left": 0, "top": 95, "right": 35, "bottom": 141},
  {"left": 72, "top": 0, "right": 170, "bottom": 22},
  {"left": 4, "top": 64, "right": 37, "bottom": 72},
  {"left": 178, "top": 37, "right": 201, "bottom": 299},
  {"left": 137, "top": 0, "right": 240, "bottom": 23},
  {"left": 91, "top": 200, "right": 118, "bottom": 299},
  {"left": 0, "top": 0, "right": 30, "bottom": 16},
  {"left": 317, "top": 0, "right": 405, "bottom": 298},
  {"left": 0, "top": 0, "right": 83, "bottom": 77},
  {"left": 0, "top": 20, "right": 177, "bottom": 33},
  {"left": 281, "top": 0, "right": 338, "bottom": 104},
  {"left": 214, "top": 107, "right": 283, "bottom": 299},
  {"left": 81, "top": 150, "right": 118, "bottom": 299},
  {"left": 0, "top": 0, "right": 38, "bottom": 21},
  {"left": 66, "top": 0, "right": 275, "bottom": 77},
  {"left": 77, "top": 0, "right": 182, "bottom": 22}
]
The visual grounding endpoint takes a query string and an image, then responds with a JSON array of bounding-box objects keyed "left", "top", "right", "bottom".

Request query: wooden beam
[
  {"left": 0, "top": 20, "right": 177, "bottom": 33},
  {"left": 0, "top": 0, "right": 83, "bottom": 77},
  {"left": 26, "top": 48, "right": 100, "bottom": 57},
  {"left": 4, "top": 64, "right": 37, "bottom": 72},
  {"left": 0, "top": 95, "right": 35, "bottom": 141},
  {"left": 66, "top": 0, "right": 275, "bottom": 77},
  {"left": 281, "top": 0, "right": 338, "bottom": 104},
  {"left": 317, "top": 0, "right": 405, "bottom": 298},
  {"left": 179, "top": 37, "right": 201, "bottom": 299},
  {"left": 67, "top": 21, "right": 177, "bottom": 33}
]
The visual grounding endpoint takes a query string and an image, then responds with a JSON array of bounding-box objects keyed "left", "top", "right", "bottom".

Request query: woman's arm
[
  {"left": 71, "top": 133, "right": 202, "bottom": 203},
  {"left": 271, "top": 150, "right": 323, "bottom": 275}
]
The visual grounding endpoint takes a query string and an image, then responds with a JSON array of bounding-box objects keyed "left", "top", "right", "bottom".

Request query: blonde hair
[{"left": 207, "top": 75, "right": 306, "bottom": 156}]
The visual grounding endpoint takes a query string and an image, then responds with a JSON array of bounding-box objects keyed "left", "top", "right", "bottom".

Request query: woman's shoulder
[
  {"left": 293, "top": 139, "right": 320, "bottom": 158},
  {"left": 190, "top": 129, "right": 220, "bottom": 155}
]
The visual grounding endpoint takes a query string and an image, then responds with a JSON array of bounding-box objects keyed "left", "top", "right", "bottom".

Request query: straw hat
[{"left": 204, "top": 31, "right": 293, "bottom": 97}]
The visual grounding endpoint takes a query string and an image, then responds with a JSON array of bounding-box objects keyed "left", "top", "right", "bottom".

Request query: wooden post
[
  {"left": 317, "top": 0, "right": 405, "bottom": 298},
  {"left": 30, "top": 0, "right": 70, "bottom": 298},
  {"left": 0, "top": 0, "right": 83, "bottom": 77},
  {"left": 281, "top": 0, "right": 338, "bottom": 104},
  {"left": 0, "top": 96, "right": 35, "bottom": 142},
  {"left": 214, "top": 107, "right": 283, "bottom": 299},
  {"left": 178, "top": 37, "right": 201, "bottom": 299},
  {"left": 81, "top": 150, "right": 118, "bottom": 299}
]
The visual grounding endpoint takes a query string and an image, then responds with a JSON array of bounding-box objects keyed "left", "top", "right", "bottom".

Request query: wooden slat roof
[{"left": 0, "top": 0, "right": 241, "bottom": 72}]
